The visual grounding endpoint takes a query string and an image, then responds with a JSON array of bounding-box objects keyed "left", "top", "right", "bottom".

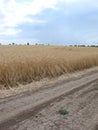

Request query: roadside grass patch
[{"left": 58, "top": 109, "right": 69, "bottom": 115}]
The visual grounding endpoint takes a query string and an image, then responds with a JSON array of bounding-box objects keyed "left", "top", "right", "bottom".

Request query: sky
[{"left": 0, "top": 0, "right": 98, "bottom": 45}]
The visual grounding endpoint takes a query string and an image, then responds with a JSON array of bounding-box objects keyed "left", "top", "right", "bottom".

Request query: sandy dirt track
[{"left": 0, "top": 70, "right": 98, "bottom": 130}]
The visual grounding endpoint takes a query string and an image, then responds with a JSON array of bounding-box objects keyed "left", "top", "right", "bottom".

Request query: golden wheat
[{"left": 0, "top": 45, "right": 98, "bottom": 88}]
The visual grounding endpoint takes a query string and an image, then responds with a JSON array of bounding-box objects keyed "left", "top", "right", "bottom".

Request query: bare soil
[
  {"left": 12, "top": 81, "right": 98, "bottom": 130},
  {"left": 0, "top": 69, "right": 98, "bottom": 130}
]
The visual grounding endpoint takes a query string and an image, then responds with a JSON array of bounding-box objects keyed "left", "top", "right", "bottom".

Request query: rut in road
[
  {"left": 0, "top": 71, "right": 98, "bottom": 130},
  {"left": 10, "top": 81, "right": 98, "bottom": 130}
]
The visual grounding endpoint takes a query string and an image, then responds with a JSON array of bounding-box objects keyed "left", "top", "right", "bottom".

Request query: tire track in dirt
[{"left": 0, "top": 71, "right": 98, "bottom": 130}]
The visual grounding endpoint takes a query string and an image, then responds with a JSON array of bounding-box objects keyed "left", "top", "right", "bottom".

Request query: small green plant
[{"left": 58, "top": 109, "right": 69, "bottom": 115}]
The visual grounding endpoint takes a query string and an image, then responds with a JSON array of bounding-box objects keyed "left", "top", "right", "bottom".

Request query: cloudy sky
[{"left": 0, "top": 0, "right": 98, "bottom": 45}]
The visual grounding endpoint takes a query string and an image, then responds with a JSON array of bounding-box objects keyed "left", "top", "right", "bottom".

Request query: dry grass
[{"left": 0, "top": 45, "right": 98, "bottom": 88}]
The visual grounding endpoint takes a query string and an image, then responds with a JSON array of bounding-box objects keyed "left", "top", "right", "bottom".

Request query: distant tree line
[
  {"left": 0, "top": 42, "right": 98, "bottom": 47},
  {"left": 70, "top": 44, "right": 98, "bottom": 47}
]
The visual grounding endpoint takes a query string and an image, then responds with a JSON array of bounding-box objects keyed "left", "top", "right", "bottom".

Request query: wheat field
[{"left": 0, "top": 45, "right": 98, "bottom": 88}]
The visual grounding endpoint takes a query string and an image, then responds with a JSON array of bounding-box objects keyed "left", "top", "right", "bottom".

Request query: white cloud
[
  {"left": 0, "top": 0, "right": 98, "bottom": 40},
  {"left": 0, "top": 28, "right": 21, "bottom": 36},
  {"left": 0, "top": 0, "right": 59, "bottom": 36}
]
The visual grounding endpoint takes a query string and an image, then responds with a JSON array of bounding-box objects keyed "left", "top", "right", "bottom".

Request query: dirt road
[{"left": 0, "top": 70, "right": 98, "bottom": 130}]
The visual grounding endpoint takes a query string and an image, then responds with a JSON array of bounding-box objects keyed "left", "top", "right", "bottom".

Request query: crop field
[{"left": 0, "top": 45, "right": 98, "bottom": 88}]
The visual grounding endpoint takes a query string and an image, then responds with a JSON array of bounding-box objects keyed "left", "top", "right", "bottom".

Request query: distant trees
[
  {"left": 70, "top": 44, "right": 98, "bottom": 47},
  {"left": 0, "top": 42, "right": 96, "bottom": 47},
  {"left": 8, "top": 43, "right": 15, "bottom": 45},
  {"left": 12, "top": 43, "right": 15, "bottom": 45},
  {"left": 27, "top": 43, "right": 29, "bottom": 45}
]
